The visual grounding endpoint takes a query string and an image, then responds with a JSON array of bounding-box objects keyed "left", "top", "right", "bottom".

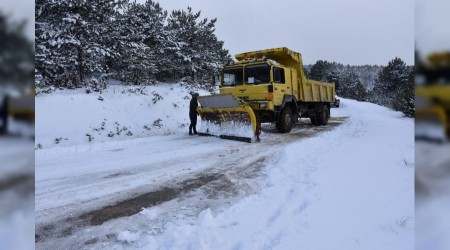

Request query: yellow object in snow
[
  {"left": 415, "top": 52, "right": 450, "bottom": 141},
  {"left": 197, "top": 47, "right": 335, "bottom": 142}
]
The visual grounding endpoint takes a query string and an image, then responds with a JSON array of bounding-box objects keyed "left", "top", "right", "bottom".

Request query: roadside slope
[{"left": 35, "top": 84, "right": 210, "bottom": 149}]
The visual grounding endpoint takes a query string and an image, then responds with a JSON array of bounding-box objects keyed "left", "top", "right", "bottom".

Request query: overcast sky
[
  {"left": 0, "top": 0, "right": 416, "bottom": 65},
  {"left": 151, "top": 0, "right": 414, "bottom": 65},
  {"left": 415, "top": 0, "right": 450, "bottom": 59}
]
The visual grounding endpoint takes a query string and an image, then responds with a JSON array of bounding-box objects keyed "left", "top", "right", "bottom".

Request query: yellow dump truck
[
  {"left": 0, "top": 85, "right": 35, "bottom": 135},
  {"left": 415, "top": 52, "right": 450, "bottom": 141},
  {"left": 197, "top": 47, "right": 335, "bottom": 142}
]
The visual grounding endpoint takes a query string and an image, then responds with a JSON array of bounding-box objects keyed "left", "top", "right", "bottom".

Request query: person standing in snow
[
  {"left": 0, "top": 96, "right": 8, "bottom": 134},
  {"left": 189, "top": 92, "right": 199, "bottom": 135}
]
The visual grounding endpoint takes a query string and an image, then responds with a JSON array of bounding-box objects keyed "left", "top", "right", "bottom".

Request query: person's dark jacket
[{"left": 189, "top": 98, "right": 198, "bottom": 115}]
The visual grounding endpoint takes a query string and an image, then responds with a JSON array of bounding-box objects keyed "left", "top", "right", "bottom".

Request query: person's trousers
[{"left": 189, "top": 113, "right": 197, "bottom": 133}]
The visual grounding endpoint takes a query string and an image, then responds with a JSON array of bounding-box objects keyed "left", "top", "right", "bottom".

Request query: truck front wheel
[{"left": 276, "top": 106, "right": 293, "bottom": 133}]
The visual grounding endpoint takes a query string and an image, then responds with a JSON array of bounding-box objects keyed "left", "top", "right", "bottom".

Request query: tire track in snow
[{"left": 35, "top": 117, "right": 346, "bottom": 248}]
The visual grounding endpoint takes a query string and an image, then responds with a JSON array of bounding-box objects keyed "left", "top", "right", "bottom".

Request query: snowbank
[
  {"left": 416, "top": 142, "right": 450, "bottom": 250},
  {"left": 0, "top": 138, "right": 35, "bottom": 250},
  {"left": 35, "top": 84, "right": 210, "bottom": 149}
]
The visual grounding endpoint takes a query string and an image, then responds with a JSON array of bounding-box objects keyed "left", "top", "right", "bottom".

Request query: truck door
[
  {"left": 291, "top": 69, "right": 298, "bottom": 97},
  {"left": 288, "top": 69, "right": 294, "bottom": 96}
]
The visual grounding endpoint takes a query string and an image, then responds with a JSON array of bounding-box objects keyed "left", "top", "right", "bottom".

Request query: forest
[{"left": 34, "top": 0, "right": 413, "bottom": 117}]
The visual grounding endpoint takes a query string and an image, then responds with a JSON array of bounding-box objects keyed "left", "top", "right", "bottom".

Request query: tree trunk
[{"left": 77, "top": 46, "right": 84, "bottom": 83}]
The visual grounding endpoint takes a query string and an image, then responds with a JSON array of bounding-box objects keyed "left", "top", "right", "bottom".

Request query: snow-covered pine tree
[
  {"left": 111, "top": 0, "right": 166, "bottom": 85},
  {"left": 193, "top": 17, "right": 231, "bottom": 86},
  {"left": 371, "top": 57, "right": 413, "bottom": 115},
  {"left": 36, "top": 1, "right": 230, "bottom": 88},
  {"left": 36, "top": 0, "right": 126, "bottom": 87},
  {"left": 391, "top": 67, "right": 414, "bottom": 117},
  {"left": 352, "top": 65, "right": 382, "bottom": 90},
  {"left": 165, "top": 7, "right": 230, "bottom": 86},
  {"left": 309, "top": 60, "right": 343, "bottom": 94},
  {"left": 306, "top": 61, "right": 383, "bottom": 93},
  {"left": 36, "top": 2, "right": 77, "bottom": 88},
  {"left": 0, "top": 12, "right": 34, "bottom": 86},
  {"left": 309, "top": 60, "right": 335, "bottom": 82},
  {"left": 338, "top": 70, "right": 367, "bottom": 101},
  {"left": 166, "top": 7, "right": 202, "bottom": 80}
]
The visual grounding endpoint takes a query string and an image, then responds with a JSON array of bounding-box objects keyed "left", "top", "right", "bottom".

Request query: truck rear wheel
[
  {"left": 317, "top": 104, "right": 329, "bottom": 125},
  {"left": 310, "top": 116, "right": 317, "bottom": 126},
  {"left": 292, "top": 111, "right": 298, "bottom": 125},
  {"left": 276, "top": 106, "right": 293, "bottom": 133}
]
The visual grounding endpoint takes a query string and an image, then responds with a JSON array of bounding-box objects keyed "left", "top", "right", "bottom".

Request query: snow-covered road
[
  {"left": 35, "top": 116, "right": 345, "bottom": 243},
  {"left": 138, "top": 99, "right": 414, "bottom": 250},
  {"left": 0, "top": 137, "right": 34, "bottom": 250},
  {"left": 35, "top": 97, "right": 414, "bottom": 249},
  {"left": 416, "top": 142, "right": 450, "bottom": 250}
]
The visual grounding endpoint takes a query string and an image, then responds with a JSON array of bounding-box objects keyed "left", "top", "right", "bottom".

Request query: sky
[
  {"left": 150, "top": 0, "right": 414, "bottom": 65},
  {"left": 415, "top": 0, "right": 450, "bottom": 59},
  {"left": 0, "top": 0, "right": 416, "bottom": 65}
]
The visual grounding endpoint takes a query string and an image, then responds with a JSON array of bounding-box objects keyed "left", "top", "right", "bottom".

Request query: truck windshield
[
  {"left": 222, "top": 67, "right": 243, "bottom": 86},
  {"left": 416, "top": 68, "right": 450, "bottom": 86},
  {"left": 245, "top": 64, "right": 270, "bottom": 84}
]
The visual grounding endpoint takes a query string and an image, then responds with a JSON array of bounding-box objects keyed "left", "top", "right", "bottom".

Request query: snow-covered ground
[
  {"left": 35, "top": 85, "right": 414, "bottom": 249},
  {"left": 35, "top": 84, "right": 211, "bottom": 149},
  {"left": 0, "top": 137, "right": 35, "bottom": 250},
  {"left": 416, "top": 142, "right": 450, "bottom": 250}
]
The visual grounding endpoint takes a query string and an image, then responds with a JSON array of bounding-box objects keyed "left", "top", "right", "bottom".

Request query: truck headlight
[{"left": 259, "top": 102, "right": 267, "bottom": 109}]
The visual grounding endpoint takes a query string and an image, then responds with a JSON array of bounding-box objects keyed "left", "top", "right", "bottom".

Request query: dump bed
[{"left": 301, "top": 79, "right": 335, "bottom": 103}]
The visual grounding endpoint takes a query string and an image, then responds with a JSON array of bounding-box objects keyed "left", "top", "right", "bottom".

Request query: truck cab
[{"left": 219, "top": 59, "right": 295, "bottom": 123}]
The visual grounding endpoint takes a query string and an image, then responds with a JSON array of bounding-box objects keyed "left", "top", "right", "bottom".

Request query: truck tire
[
  {"left": 310, "top": 116, "right": 318, "bottom": 126},
  {"left": 276, "top": 106, "right": 293, "bottom": 133},
  {"left": 292, "top": 110, "right": 298, "bottom": 125},
  {"left": 316, "top": 104, "right": 329, "bottom": 125}
]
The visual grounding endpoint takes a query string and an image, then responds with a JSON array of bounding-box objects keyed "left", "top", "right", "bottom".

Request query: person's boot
[{"left": 189, "top": 130, "right": 193, "bottom": 135}]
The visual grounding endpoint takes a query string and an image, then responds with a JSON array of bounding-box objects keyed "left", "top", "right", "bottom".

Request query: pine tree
[
  {"left": 338, "top": 70, "right": 367, "bottom": 101},
  {"left": 371, "top": 57, "right": 413, "bottom": 116},
  {"left": 36, "top": 1, "right": 231, "bottom": 88},
  {"left": 165, "top": 7, "right": 230, "bottom": 86},
  {"left": 0, "top": 12, "right": 34, "bottom": 85},
  {"left": 36, "top": 0, "right": 126, "bottom": 87},
  {"left": 392, "top": 69, "right": 414, "bottom": 117},
  {"left": 112, "top": 0, "right": 166, "bottom": 84},
  {"left": 309, "top": 60, "right": 334, "bottom": 82},
  {"left": 166, "top": 7, "right": 202, "bottom": 80}
]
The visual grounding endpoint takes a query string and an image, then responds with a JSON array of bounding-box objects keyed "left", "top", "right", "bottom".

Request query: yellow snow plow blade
[
  {"left": 415, "top": 107, "right": 448, "bottom": 142},
  {"left": 197, "top": 94, "right": 260, "bottom": 142}
]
